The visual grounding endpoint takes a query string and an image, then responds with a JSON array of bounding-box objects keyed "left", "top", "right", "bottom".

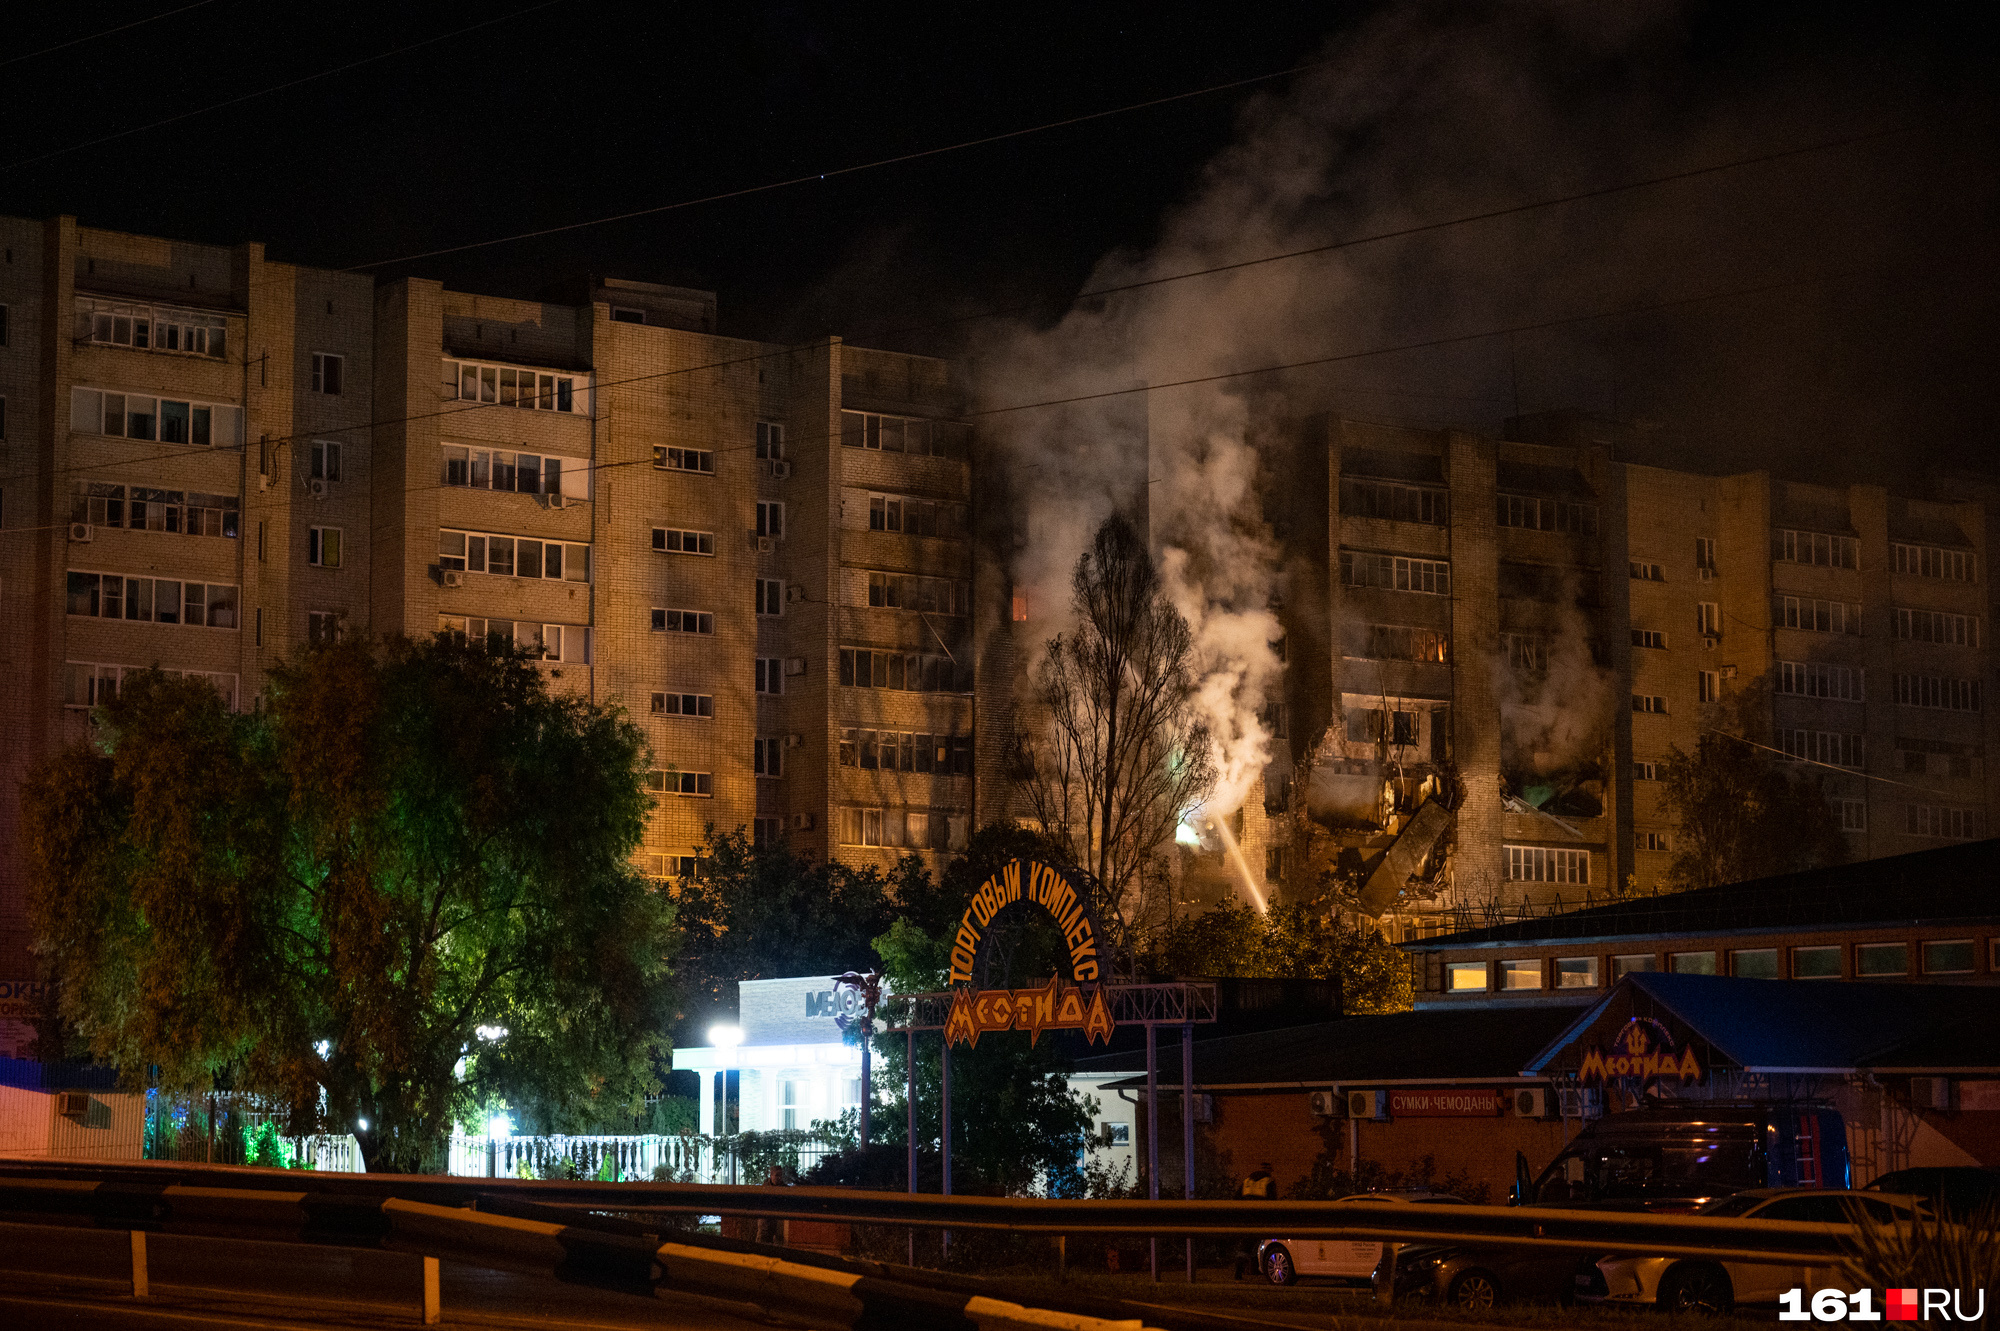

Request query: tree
[
  {"left": 1659, "top": 732, "right": 1849, "bottom": 891},
  {"left": 23, "top": 637, "right": 675, "bottom": 1171},
  {"left": 1142, "top": 902, "right": 1413, "bottom": 1015},
  {"left": 1014, "top": 514, "right": 1215, "bottom": 951}
]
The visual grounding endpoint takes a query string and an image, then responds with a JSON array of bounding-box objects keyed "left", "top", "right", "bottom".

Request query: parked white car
[
  {"left": 1258, "top": 1190, "right": 1468, "bottom": 1285},
  {"left": 1577, "top": 1187, "right": 1927, "bottom": 1314}
]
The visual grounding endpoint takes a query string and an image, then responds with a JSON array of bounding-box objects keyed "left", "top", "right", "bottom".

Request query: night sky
[{"left": 5, "top": 1, "right": 1995, "bottom": 485}]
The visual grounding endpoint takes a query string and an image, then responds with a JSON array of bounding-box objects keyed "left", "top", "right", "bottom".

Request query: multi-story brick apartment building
[
  {"left": 0, "top": 215, "right": 978, "bottom": 1055},
  {"left": 1243, "top": 412, "right": 1995, "bottom": 939}
]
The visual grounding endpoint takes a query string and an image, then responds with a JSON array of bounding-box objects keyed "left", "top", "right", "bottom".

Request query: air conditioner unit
[
  {"left": 1557, "top": 1087, "right": 1602, "bottom": 1119},
  {"left": 789, "top": 813, "right": 815, "bottom": 831},
  {"left": 1347, "top": 1089, "right": 1388, "bottom": 1121},
  {"left": 756, "top": 536, "right": 775, "bottom": 553},
  {"left": 441, "top": 569, "right": 465, "bottom": 589},
  {"left": 1515, "top": 1087, "right": 1551, "bottom": 1119},
  {"left": 56, "top": 1091, "right": 90, "bottom": 1118},
  {"left": 1307, "top": 1090, "right": 1339, "bottom": 1118},
  {"left": 547, "top": 493, "right": 567, "bottom": 509},
  {"left": 785, "top": 584, "right": 806, "bottom": 603},
  {"left": 783, "top": 657, "right": 806, "bottom": 676},
  {"left": 1911, "top": 1077, "right": 1955, "bottom": 1112},
  {"left": 306, "top": 478, "right": 328, "bottom": 499},
  {"left": 68, "top": 523, "right": 93, "bottom": 542},
  {"left": 784, "top": 733, "right": 805, "bottom": 749},
  {"left": 770, "top": 460, "right": 791, "bottom": 479}
]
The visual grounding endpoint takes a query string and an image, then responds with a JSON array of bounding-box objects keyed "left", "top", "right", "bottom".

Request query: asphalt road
[{"left": 0, "top": 1221, "right": 795, "bottom": 1328}]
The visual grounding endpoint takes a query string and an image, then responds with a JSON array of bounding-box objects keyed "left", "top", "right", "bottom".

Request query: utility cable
[
  {"left": 0, "top": 0, "right": 222, "bottom": 69},
  {"left": 1704, "top": 729, "right": 1940, "bottom": 796}
]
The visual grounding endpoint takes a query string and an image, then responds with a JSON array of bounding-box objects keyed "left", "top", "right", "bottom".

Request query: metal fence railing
[{"left": 443, "top": 1132, "right": 837, "bottom": 1183}]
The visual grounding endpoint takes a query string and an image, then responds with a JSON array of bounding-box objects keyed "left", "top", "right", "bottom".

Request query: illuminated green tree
[
  {"left": 1142, "top": 902, "right": 1413, "bottom": 1014},
  {"left": 23, "top": 636, "right": 673, "bottom": 1172}
]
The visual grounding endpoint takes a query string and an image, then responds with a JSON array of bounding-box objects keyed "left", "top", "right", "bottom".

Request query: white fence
[{"left": 446, "top": 1132, "right": 837, "bottom": 1183}]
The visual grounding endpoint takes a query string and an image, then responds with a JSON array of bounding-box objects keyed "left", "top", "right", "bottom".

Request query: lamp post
[{"left": 710, "top": 1023, "right": 744, "bottom": 1184}]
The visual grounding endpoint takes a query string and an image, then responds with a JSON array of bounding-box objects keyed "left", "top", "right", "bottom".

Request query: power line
[
  {"left": 1706, "top": 730, "right": 1935, "bottom": 795},
  {"left": 0, "top": 1, "right": 569, "bottom": 173},
  {"left": 0, "top": 0, "right": 222, "bottom": 69}
]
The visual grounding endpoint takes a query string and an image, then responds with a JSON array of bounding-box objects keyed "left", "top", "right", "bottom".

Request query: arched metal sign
[{"left": 946, "top": 857, "right": 1105, "bottom": 987}]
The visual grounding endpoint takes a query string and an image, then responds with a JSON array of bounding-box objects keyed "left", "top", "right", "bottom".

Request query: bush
[{"left": 1842, "top": 1196, "right": 2000, "bottom": 1312}]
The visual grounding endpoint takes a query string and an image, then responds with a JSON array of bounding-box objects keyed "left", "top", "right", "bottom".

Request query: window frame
[
  {"left": 310, "top": 352, "right": 344, "bottom": 395},
  {"left": 307, "top": 526, "right": 342, "bottom": 568}
]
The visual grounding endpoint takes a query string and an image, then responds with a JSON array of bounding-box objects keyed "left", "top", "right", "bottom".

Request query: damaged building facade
[{"left": 1230, "top": 412, "right": 1996, "bottom": 939}]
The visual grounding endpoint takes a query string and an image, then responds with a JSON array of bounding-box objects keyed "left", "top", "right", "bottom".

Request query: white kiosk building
[{"left": 674, "top": 976, "right": 868, "bottom": 1135}]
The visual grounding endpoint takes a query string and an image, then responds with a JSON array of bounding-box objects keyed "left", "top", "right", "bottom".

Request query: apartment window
[
  {"left": 838, "top": 728, "right": 972, "bottom": 776},
  {"left": 1907, "top": 804, "right": 1984, "bottom": 840},
  {"left": 1694, "top": 537, "right": 1716, "bottom": 578},
  {"left": 307, "top": 527, "right": 342, "bottom": 568},
  {"left": 1632, "top": 761, "right": 1658, "bottom": 782},
  {"left": 753, "top": 817, "right": 783, "bottom": 846},
  {"left": 310, "top": 440, "right": 341, "bottom": 483},
  {"left": 61, "top": 662, "right": 236, "bottom": 710},
  {"left": 650, "top": 692, "right": 714, "bottom": 718},
  {"left": 0, "top": 303, "right": 7, "bottom": 346},
  {"left": 437, "top": 617, "right": 589, "bottom": 662},
  {"left": 1011, "top": 588, "right": 1029, "bottom": 622},
  {"left": 756, "top": 579, "right": 784, "bottom": 616},
  {"left": 1340, "top": 550, "right": 1452, "bottom": 595},
  {"left": 1670, "top": 951, "right": 1717, "bottom": 975},
  {"left": 839, "top": 646, "right": 971, "bottom": 693},
  {"left": 1773, "top": 528, "right": 1858, "bottom": 569},
  {"left": 1263, "top": 702, "right": 1292, "bottom": 740},
  {"left": 439, "top": 446, "right": 565, "bottom": 496},
  {"left": 1698, "top": 670, "right": 1720, "bottom": 703},
  {"left": 437, "top": 530, "right": 590, "bottom": 581},
  {"left": 0, "top": 396, "right": 6, "bottom": 441},
  {"left": 756, "top": 501, "right": 785, "bottom": 539},
  {"left": 1344, "top": 623, "right": 1450, "bottom": 663},
  {"left": 867, "top": 570, "right": 970, "bottom": 614},
  {"left": 1264, "top": 846, "right": 1285, "bottom": 881},
  {"left": 1778, "top": 729, "right": 1865, "bottom": 769},
  {"left": 76, "top": 296, "right": 227, "bottom": 358},
  {"left": 1696, "top": 603, "right": 1720, "bottom": 638},
  {"left": 441, "top": 358, "right": 584, "bottom": 413},
  {"left": 866, "top": 492, "right": 967, "bottom": 540},
  {"left": 1500, "top": 633, "right": 1547, "bottom": 672},
  {"left": 71, "top": 387, "right": 242, "bottom": 447},
  {"left": 69, "top": 482, "right": 239, "bottom": 539},
  {"left": 1340, "top": 477, "right": 1448, "bottom": 525},
  {"left": 1611, "top": 954, "right": 1658, "bottom": 979},
  {"left": 1496, "top": 493, "right": 1598, "bottom": 535},
  {"left": 66, "top": 571, "right": 237, "bottom": 628},
  {"left": 1631, "top": 629, "right": 1668, "bottom": 650},
  {"left": 1837, "top": 799, "right": 1867, "bottom": 831},
  {"left": 311, "top": 353, "right": 344, "bottom": 395},
  {"left": 1893, "top": 673, "right": 1979, "bottom": 712},
  {"left": 1631, "top": 694, "right": 1668, "bottom": 714},
  {"left": 1892, "top": 542, "right": 1975, "bottom": 582},
  {"left": 652, "top": 445, "right": 714, "bottom": 474},
  {"left": 1892, "top": 607, "right": 1979, "bottom": 647},
  {"left": 652, "top": 608, "right": 714, "bottom": 635},
  {"left": 1856, "top": 942, "right": 1909, "bottom": 977},
  {"left": 1556, "top": 957, "right": 1599, "bottom": 989},
  {"left": 1777, "top": 661, "right": 1865, "bottom": 701},
  {"left": 1793, "top": 945, "right": 1842, "bottom": 979},
  {"left": 1640, "top": 831, "right": 1669, "bottom": 852},
  {"left": 755, "top": 658, "right": 783, "bottom": 695},
  {"left": 653, "top": 527, "right": 714, "bottom": 555},
  {"left": 1499, "top": 959, "right": 1542, "bottom": 991},
  {"left": 646, "top": 770, "right": 713, "bottom": 798},
  {"left": 835, "top": 805, "right": 967, "bottom": 851},
  {"left": 839, "top": 410, "right": 965, "bottom": 459},
  {"left": 609, "top": 307, "right": 645, "bottom": 324},
  {"left": 754, "top": 737, "right": 784, "bottom": 778},
  {"left": 756, "top": 420, "right": 785, "bottom": 459},
  {"left": 1731, "top": 949, "right": 1780, "bottom": 979},
  {"left": 1629, "top": 561, "right": 1664, "bottom": 581},
  {"left": 1505, "top": 845, "right": 1589, "bottom": 884},
  {"left": 1445, "top": 962, "right": 1488, "bottom": 992},
  {"left": 307, "top": 610, "right": 340, "bottom": 645},
  {"left": 1923, "top": 940, "right": 1976, "bottom": 975},
  {"left": 1779, "top": 596, "right": 1860, "bottom": 635}
]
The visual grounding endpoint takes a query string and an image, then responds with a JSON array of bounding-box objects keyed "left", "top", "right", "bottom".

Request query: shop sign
[
  {"left": 944, "top": 975, "right": 1114, "bottom": 1049},
  {"left": 948, "top": 858, "right": 1103, "bottom": 986},
  {"left": 0, "top": 980, "right": 44, "bottom": 1020},
  {"left": 1579, "top": 1016, "right": 1702, "bottom": 1086},
  {"left": 1388, "top": 1087, "right": 1506, "bottom": 1117}
]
